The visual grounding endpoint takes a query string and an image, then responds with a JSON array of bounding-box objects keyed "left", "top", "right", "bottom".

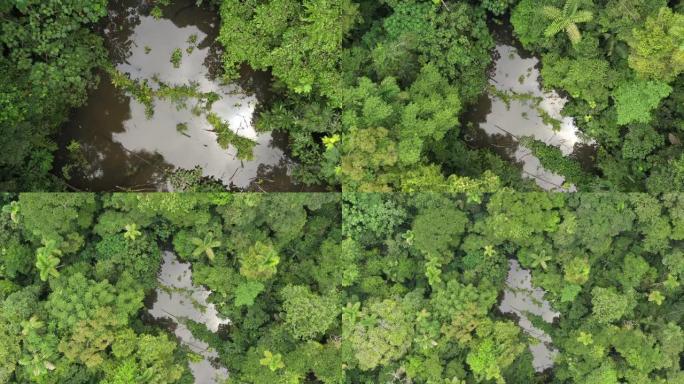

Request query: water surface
[
  {"left": 499, "top": 259, "right": 559, "bottom": 372},
  {"left": 54, "top": 0, "right": 317, "bottom": 191},
  {"left": 463, "top": 35, "right": 596, "bottom": 190},
  {"left": 149, "top": 251, "right": 229, "bottom": 383}
]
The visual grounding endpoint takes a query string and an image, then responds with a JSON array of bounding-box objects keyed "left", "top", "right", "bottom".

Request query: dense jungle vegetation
[
  {"left": 1, "top": 192, "right": 683, "bottom": 383},
  {"left": 0, "top": 193, "right": 342, "bottom": 383},
  {"left": 1, "top": 0, "right": 682, "bottom": 191}
]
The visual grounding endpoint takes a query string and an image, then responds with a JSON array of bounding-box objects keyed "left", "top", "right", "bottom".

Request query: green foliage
[
  {"left": 342, "top": 193, "right": 406, "bottom": 242},
  {"left": 170, "top": 48, "right": 183, "bottom": 68},
  {"left": 520, "top": 137, "right": 591, "bottom": 186},
  {"left": 338, "top": 65, "right": 463, "bottom": 191},
  {"left": 219, "top": 0, "right": 359, "bottom": 95},
  {"left": 564, "top": 257, "right": 590, "bottom": 285},
  {"left": 3, "top": 193, "right": 684, "bottom": 383},
  {"left": 239, "top": 241, "right": 280, "bottom": 280},
  {"left": 621, "top": 124, "right": 664, "bottom": 160},
  {"left": 206, "top": 112, "right": 256, "bottom": 160},
  {"left": 18, "top": 193, "right": 96, "bottom": 253},
  {"left": 466, "top": 322, "right": 526, "bottom": 384},
  {"left": 259, "top": 350, "right": 285, "bottom": 372},
  {"left": 281, "top": 285, "right": 340, "bottom": 340},
  {"left": 591, "top": 286, "right": 634, "bottom": 324},
  {"left": 481, "top": 0, "right": 515, "bottom": 15},
  {"left": 628, "top": 7, "right": 684, "bottom": 82},
  {"left": 512, "top": 0, "right": 683, "bottom": 192},
  {"left": 542, "top": 0, "right": 594, "bottom": 45},
  {"left": 345, "top": 297, "right": 416, "bottom": 371},
  {"left": 2, "top": 0, "right": 680, "bottom": 192},
  {"left": 540, "top": 56, "right": 612, "bottom": 106},
  {"left": 0, "top": 0, "right": 109, "bottom": 190},
  {"left": 234, "top": 280, "right": 265, "bottom": 307},
  {"left": 190, "top": 232, "right": 221, "bottom": 261},
  {"left": 376, "top": 0, "right": 494, "bottom": 101},
  {"left": 35, "top": 239, "right": 61, "bottom": 282},
  {"left": 411, "top": 205, "right": 468, "bottom": 256},
  {"left": 123, "top": 224, "right": 141, "bottom": 241},
  {"left": 512, "top": 0, "right": 558, "bottom": 49},
  {"left": 612, "top": 79, "right": 673, "bottom": 125},
  {"left": 104, "top": 333, "right": 184, "bottom": 384}
]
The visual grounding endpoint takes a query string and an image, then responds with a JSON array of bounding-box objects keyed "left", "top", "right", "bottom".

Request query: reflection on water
[
  {"left": 499, "top": 260, "right": 559, "bottom": 372},
  {"left": 464, "top": 42, "right": 595, "bottom": 191},
  {"left": 149, "top": 251, "right": 229, "bottom": 383},
  {"left": 54, "top": 0, "right": 319, "bottom": 191}
]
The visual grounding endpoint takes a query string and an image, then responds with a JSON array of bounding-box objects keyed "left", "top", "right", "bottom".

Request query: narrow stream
[
  {"left": 463, "top": 28, "right": 596, "bottom": 191},
  {"left": 149, "top": 251, "right": 229, "bottom": 383},
  {"left": 499, "top": 260, "right": 559, "bottom": 372},
  {"left": 54, "top": 0, "right": 319, "bottom": 191}
]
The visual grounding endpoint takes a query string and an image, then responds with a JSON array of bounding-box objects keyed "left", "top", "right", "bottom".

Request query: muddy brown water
[
  {"left": 462, "top": 27, "right": 597, "bottom": 191},
  {"left": 53, "top": 0, "right": 324, "bottom": 192}
]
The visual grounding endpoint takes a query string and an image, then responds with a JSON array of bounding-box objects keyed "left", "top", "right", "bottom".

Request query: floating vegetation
[
  {"left": 206, "top": 112, "right": 256, "bottom": 160},
  {"left": 60, "top": 141, "right": 89, "bottom": 180},
  {"left": 186, "top": 34, "right": 198, "bottom": 54},
  {"left": 489, "top": 85, "right": 563, "bottom": 132},
  {"left": 107, "top": 66, "right": 256, "bottom": 159},
  {"left": 108, "top": 67, "right": 156, "bottom": 117},
  {"left": 519, "top": 136, "right": 590, "bottom": 186},
  {"left": 170, "top": 48, "right": 183, "bottom": 68},
  {"left": 176, "top": 122, "right": 189, "bottom": 135}
]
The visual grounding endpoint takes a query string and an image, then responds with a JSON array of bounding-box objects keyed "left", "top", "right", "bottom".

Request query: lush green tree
[
  {"left": 338, "top": 65, "right": 464, "bottom": 191},
  {"left": 3, "top": 192, "right": 684, "bottom": 383},
  {"left": 190, "top": 232, "right": 222, "bottom": 261},
  {"left": 0, "top": 0, "right": 109, "bottom": 190},
  {"left": 543, "top": 0, "right": 594, "bottom": 45},
  {"left": 612, "top": 79, "right": 673, "bottom": 125},
  {"left": 238, "top": 241, "right": 280, "bottom": 280},
  {"left": 281, "top": 285, "right": 340, "bottom": 340},
  {"left": 35, "top": 239, "right": 62, "bottom": 282},
  {"left": 345, "top": 296, "right": 418, "bottom": 371},
  {"left": 219, "top": 0, "right": 359, "bottom": 95},
  {"left": 627, "top": 7, "right": 684, "bottom": 82}
]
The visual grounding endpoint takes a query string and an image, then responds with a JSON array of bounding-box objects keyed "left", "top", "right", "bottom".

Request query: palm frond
[
  {"left": 572, "top": 10, "right": 594, "bottom": 24},
  {"left": 545, "top": 20, "right": 566, "bottom": 38},
  {"left": 565, "top": 0, "right": 581, "bottom": 16},
  {"left": 542, "top": 6, "right": 562, "bottom": 20},
  {"left": 566, "top": 23, "right": 582, "bottom": 45}
]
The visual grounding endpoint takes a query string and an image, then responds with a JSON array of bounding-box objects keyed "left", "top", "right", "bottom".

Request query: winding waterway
[
  {"left": 53, "top": 2, "right": 596, "bottom": 191},
  {"left": 54, "top": 0, "right": 317, "bottom": 191},
  {"left": 499, "top": 259, "right": 559, "bottom": 372},
  {"left": 463, "top": 28, "right": 596, "bottom": 190},
  {"left": 149, "top": 251, "right": 229, "bottom": 383}
]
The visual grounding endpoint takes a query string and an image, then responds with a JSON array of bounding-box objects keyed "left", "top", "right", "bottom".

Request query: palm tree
[
  {"left": 542, "top": 0, "right": 593, "bottom": 45},
  {"left": 530, "top": 251, "right": 551, "bottom": 271},
  {"left": 123, "top": 223, "right": 142, "bottom": 241},
  {"left": 191, "top": 233, "right": 221, "bottom": 261},
  {"left": 36, "top": 239, "right": 61, "bottom": 281}
]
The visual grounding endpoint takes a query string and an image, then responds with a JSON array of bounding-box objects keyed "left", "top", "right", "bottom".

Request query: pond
[
  {"left": 499, "top": 259, "right": 559, "bottom": 372},
  {"left": 53, "top": 0, "right": 320, "bottom": 192},
  {"left": 149, "top": 251, "right": 229, "bottom": 383},
  {"left": 463, "top": 27, "right": 596, "bottom": 191}
]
